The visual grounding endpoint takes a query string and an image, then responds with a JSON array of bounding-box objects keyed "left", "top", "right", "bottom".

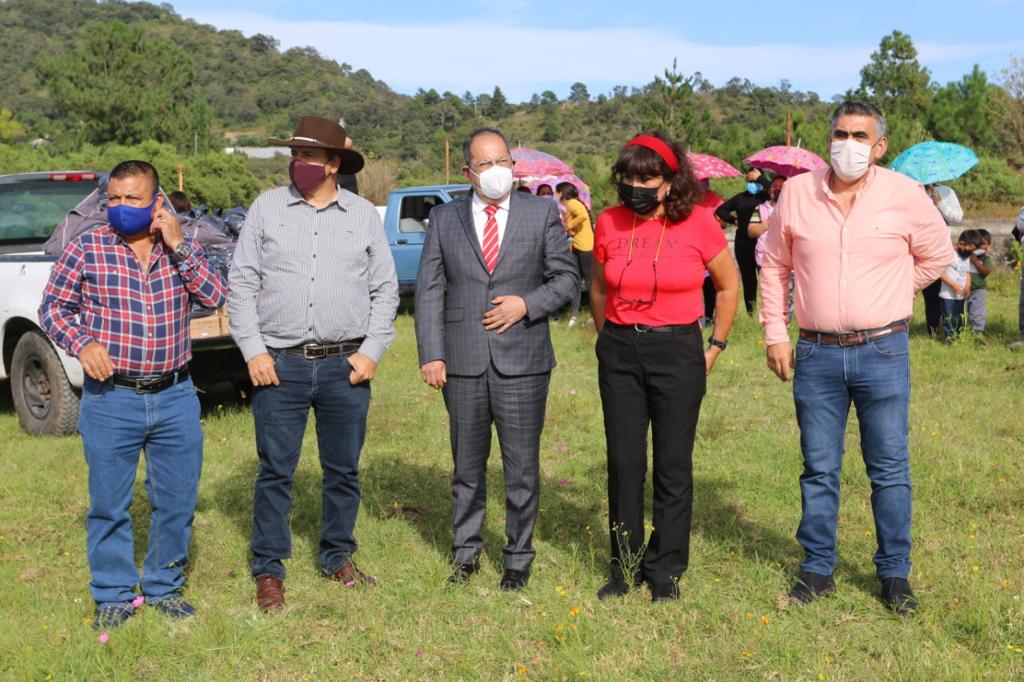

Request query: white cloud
[{"left": 180, "top": 11, "right": 1021, "bottom": 100}]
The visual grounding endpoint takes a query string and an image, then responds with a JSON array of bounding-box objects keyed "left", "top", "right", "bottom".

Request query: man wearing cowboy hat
[{"left": 228, "top": 116, "right": 399, "bottom": 611}]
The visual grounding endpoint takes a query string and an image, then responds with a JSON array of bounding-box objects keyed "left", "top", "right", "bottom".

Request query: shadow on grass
[{"left": 691, "top": 476, "right": 879, "bottom": 598}]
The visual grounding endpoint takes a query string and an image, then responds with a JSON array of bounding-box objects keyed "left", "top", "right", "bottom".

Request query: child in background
[
  {"left": 938, "top": 229, "right": 977, "bottom": 340},
  {"left": 967, "top": 229, "right": 994, "bottom": 334}
]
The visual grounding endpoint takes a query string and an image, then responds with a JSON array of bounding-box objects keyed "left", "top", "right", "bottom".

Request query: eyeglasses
[
  {"left": 470, "top": 158, "right": 514, "bottom": 173},
  {"left": 615, "top": 215, "right": 668, "bottom": 305}
]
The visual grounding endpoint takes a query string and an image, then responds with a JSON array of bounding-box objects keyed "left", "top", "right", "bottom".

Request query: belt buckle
[
  {"left": 837, "top": 331, "right": 864, "bottom": 347},
  {"left": 632, "top": 323, "right": 649, "bottom": 334},
  {"left": 301, "top": 343, "right": 326, "bottom": 359},
  {"left": 134, "top": 376, "right": 163, "bottom": 394}
]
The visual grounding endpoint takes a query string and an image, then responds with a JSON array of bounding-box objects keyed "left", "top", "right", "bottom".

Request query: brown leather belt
[
  {"left": 798, "top": 320, "right": 909, "bottom": 346},
  {"left": 111, "top": 366, "right": 189, "bottom": 394},
  {"left": 275, "top": 340, "right": 364, "bottom": 359}
]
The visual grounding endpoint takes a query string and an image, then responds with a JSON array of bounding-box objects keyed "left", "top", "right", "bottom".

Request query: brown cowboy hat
[{"left": 269, "top": 116, "right": 365, "bottom": 174}]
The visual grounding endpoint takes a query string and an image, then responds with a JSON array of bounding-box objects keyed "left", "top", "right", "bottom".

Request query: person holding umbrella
[{"left": 590, "top": 132, "right": 739, "bottom": 602}]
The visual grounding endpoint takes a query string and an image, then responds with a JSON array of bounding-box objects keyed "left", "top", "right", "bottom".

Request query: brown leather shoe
[
  {"left": 324, "top": 561, "right": 377, "bottom": 588},
  {"left": 255, "top": 574, "right": 285, "bottom": 611}
]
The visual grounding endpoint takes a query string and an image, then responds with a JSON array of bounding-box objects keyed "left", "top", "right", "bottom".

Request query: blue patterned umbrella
[{"left": 889, "top": 141, "right": 979, "bottom": 185}]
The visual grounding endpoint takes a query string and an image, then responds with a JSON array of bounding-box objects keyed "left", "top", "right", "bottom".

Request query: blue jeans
[
  {"left": 79, "top": 376, "right": 203, "bottom": 606},
  {"left": 792, "top": 330, "right": 912, "bottom": 578},
  {"left": 250, "top": 351, "right": 370, "bottom": 580},
  {"left": 940, "top": 298, "right": 965, "bottom": 339}
]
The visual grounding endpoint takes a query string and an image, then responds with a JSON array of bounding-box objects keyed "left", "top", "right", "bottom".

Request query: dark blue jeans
[
  {"left": 79, "top": 376, "right": 203, "bottom": 606},
  {"left": 250, "top": 350, "right": 370, "bottom": 580},
  {"left": 939, "top": 298, "right": 965, "bottom": 339},
  {"left": 792, "top": 330, "right": 912, "bottom": 579}
]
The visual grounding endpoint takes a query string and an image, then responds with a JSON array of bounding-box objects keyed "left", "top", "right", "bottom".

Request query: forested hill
[{"left": 1, "top": 0, "right": 1022, "bottom": 210}]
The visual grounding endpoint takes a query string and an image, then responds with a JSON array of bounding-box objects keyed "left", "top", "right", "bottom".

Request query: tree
[
  {"left": 994, "top": 54, "right": 1024, "bottom": 168},
  {"left": 38, "top": 20, "right": 204, "bottom": 148},
  {"left": 0, "top": 109, "right": 24, "bottom": 142},
  {"left": 639, "top": 59, "right": 705, "bottom": 146},
  {"left": 568, "top": 82, "right": 590, "bottom": 105},
  {"left": 928, "top": 65, "right": 999, "bottom": 152},
  {"left": 856, "top": 31, "right": 933, "bottom": 119},
  {"left": 489, "top": 86, "right": 511, "bottom": 118}
]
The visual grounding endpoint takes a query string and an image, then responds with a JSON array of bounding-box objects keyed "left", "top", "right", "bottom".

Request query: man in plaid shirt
[{"left": 39, "top": 160, "right": 227, "bottom": 629}]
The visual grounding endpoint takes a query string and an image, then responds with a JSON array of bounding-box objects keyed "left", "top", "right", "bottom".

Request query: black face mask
[{"left": 618, "top": 183, "right": 662, "bottom": 216}]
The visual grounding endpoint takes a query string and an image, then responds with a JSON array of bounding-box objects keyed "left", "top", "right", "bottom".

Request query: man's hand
[
  {"left": 420, "top": 360, "right": 447, "bottom": 389},
  {"left": 150, "top": 200, "right": 185, "bottom": 251},
  {"left": 248, "top": 352, "right": 280, "bottom": 387},
  {"left": 79, "top": 342, "right": 114, "bottom": 381},
  {"left": 347, "top": 352, "right": 376, "bottom": 384},
  {"left": 482, "top": 295, "right": 527, "bottom": 334},
  {"left": 766, "top": 341, "right": 795, "bottom": 382},
  {"left": 746, "top": 169, "right": 762, "bottom": 182}
]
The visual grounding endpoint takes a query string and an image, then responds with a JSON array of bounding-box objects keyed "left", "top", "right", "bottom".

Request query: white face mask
[
  {"left": 830, "top": 139, "right": 874, "bottom": 183},
  {"left": 471, "top": 165, "right": 514, "bottom": 200}
]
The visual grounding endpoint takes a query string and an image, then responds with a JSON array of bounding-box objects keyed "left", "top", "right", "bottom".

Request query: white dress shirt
[{"left": 470, "top": 191, "right": 510, "bottom": 249}]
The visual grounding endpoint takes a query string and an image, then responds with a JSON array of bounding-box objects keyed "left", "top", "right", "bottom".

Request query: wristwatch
[
  {"left": 708, "top": 337, "right": 728, "bottom": 351},
  {"left": 171, "top": 241, "right": 193, "bottom": 262}
]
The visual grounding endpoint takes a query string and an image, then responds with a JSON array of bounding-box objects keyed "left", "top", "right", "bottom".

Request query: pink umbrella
[
  {"left": 510, "top": 147, "right": 574, "bottom": 179},
  {"left": 687, "top": 152, "right": 742, "bottom": 181},
  {"left": 744, "top": 145, "right": 827, "bottom": 177}
]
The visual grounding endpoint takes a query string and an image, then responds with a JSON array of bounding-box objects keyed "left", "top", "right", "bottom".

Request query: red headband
[{"left": 626, "top": 135, "right": 681, "bottom": 173}]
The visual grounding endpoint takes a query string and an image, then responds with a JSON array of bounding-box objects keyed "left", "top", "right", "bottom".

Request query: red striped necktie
[{"left": 482, "top": 204, "right": 499, "bottom": 273}]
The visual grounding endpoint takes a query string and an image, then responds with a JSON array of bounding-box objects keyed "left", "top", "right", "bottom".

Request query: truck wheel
[{"left": 11, "top": 331, "right": 79, "bottom": 436}]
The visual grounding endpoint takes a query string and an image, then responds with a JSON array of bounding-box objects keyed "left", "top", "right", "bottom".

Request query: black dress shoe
[
  {"left": 597, "top": 578, "right": 631, "bottom": 600},
  {"left": 447, "top": 560, "right": 480, "bottom": 585},
  {"left": 499, "top": 568, "right": 529, "bottom": 591},
  {"left": 786, "top": 571, "right": 836, "bottom": 604},
  {"left": 880, "top": 577, "right": 918, "bottom": 616},
  {"left": 649, "top": 581, "right": 680, "bottom": 602}
]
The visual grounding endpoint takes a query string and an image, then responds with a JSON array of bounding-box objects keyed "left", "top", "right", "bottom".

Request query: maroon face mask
[{"left": 289, "top": 159, "right": 328, "bottom": 195}]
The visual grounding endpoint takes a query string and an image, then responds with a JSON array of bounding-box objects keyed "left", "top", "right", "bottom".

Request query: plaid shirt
[{"left": 39, "top": 225, "right": 228, "bottom": 377}]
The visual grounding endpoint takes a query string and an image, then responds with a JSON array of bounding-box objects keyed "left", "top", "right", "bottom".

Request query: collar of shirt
[
  {"left": 285, "top": 183, "right": 351, "bottom": 211},
  {"left": 100, "top": 225, "right": 167, "bottom": 261},
  {"left": 470, "top": 191, "right": 511, "bottom": 246},
  {"left": 820, "top": 164, "right": 879, "bottom": 204}
]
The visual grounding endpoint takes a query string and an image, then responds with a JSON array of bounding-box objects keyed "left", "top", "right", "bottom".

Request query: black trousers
[
  {"left": 735, "top": 239, "right": 758, "bottom": 314},
  {"left": 702, "top": 275, "right": 716, "bottom": 321},
  {"left": 570, "top": 250, "right": 593, "bottom": 317},
  {"left": 596, "top": 322, "right": 706, "bottom": 584},
  {"left": 922, "top": 279, "right": 942, "bottom": 335}
]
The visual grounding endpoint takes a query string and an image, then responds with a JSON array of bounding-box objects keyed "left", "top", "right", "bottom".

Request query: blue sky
[{"left": 167, "top": 0, "right": 1024, "bottom": 102}]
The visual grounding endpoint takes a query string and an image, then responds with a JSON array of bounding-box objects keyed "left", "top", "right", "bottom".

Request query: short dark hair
[
  {"left": 168, "top": 190, "right": 191, "bottom": 214},
  {"left": 959, "top": 229, "right": 982, "bottom": 247},
  {"left": 462, "top": 127, "right": 511, "bottom": 166},
  {"left": 536, "top": 183, "right": 553, "bottom": 195},
  {"left": 611, "top": 131, "right": 701, "bottom": 223},
  {"left": 555, "top": 181, "right": 578, "bottom": 200},
  {"left": 831, "top": 101, "right": 887, "bottom": 138},
  {"left": 977, "top": 228, "right": 991, "bottom": 242},
  {"left": 109, "top": 160, "right": 160, "bottom": 196}
]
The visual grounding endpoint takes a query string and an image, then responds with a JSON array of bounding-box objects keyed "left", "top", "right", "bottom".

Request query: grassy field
[{"left": 1, "top": 273, "right": 1022, "bottom": 681}]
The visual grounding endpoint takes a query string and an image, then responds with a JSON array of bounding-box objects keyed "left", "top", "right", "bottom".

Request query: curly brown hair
[{"left": 610, "top": 132, "right": 701, "bottom": 223}]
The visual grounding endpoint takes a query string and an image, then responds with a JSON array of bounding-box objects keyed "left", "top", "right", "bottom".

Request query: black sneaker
[
  {"left": 499, "top": 568, "right": 529, "bottom": 591},
  {"left": 597, "top": 578, "right": 631, "bottom": 600},
  {"left": 148, "top": 596, "right": 196, "bottom": 620},
  {"left": 880, "top": 577, "right": 918, "bottom": 616},
  {"left": 93, "top": 603, "right": 136, "bottom": 630},
  {"left": 786, "top": 572, "right": 836, "bottom": 605},
  {"left": 447, "top": 559, "right": 480, "bottom": 586}
]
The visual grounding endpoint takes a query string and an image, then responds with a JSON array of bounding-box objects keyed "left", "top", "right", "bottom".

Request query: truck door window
[
  {"left": 398, "top": 195, "right": 442, "bottom": 233},
  {"left": 0, "top": 180, "right": 97, "bottom": 243}
]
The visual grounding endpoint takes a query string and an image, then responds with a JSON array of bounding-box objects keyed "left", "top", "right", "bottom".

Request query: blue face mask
[
  {"left": 745, "top": 182, "right": 761, "bottom": 195},
  {"left": 108, "top": 195, "right": 157, "bottom": 236}
]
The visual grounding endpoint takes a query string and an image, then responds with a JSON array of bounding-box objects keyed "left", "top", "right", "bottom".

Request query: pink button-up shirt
[{"left": 759, "top": 165, "right": 954, "bottom": 346}]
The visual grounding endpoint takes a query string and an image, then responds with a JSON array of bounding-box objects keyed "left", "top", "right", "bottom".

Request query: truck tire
[{"left": 11, "top": 331, "right": 79, "bottom": 436}]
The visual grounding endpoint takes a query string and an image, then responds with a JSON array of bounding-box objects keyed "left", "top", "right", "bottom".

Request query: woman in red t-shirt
[{"left": 590, "top": 132, "right": 739, "bottom": 602}]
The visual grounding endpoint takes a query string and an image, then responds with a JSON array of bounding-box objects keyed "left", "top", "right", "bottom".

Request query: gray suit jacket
[{"left": 415, "top": 191, "right": 578, "bottom": 376}]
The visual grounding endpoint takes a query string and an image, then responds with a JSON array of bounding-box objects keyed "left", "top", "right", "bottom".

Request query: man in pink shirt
[{"left": 760, "top": 101, "right": 953, "bottom": 616}]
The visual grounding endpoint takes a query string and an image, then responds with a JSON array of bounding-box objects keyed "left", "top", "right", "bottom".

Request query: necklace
[{"left": 625, "top": 214, "right": 669, "bottom": 266}]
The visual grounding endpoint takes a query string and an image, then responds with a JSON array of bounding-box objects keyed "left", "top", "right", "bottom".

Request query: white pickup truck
[{"left": 0, "top": 171, "right": 244, "bottom": 436}]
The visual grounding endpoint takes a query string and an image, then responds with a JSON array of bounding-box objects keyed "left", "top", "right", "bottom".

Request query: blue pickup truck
[{"left": 378, "top": 184, "right": 471, "bottom": 295}]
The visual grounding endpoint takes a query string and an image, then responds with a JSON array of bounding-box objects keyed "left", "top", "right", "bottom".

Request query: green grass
[{"left": 2, "top": 273, "right": 1023, "bottom": 680}]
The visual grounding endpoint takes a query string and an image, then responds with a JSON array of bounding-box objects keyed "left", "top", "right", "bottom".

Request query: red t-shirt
[{"left": 594, "top": 204, "right": 727, "bottom": 326}]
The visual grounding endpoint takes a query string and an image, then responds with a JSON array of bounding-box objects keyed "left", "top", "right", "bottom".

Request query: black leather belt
[
  {"left": 798, "top": 320, "right": 909, "bottom": 346},
  {"left": 111, "top": 367, "right": 189, "bottom": 394},
  {"left": 275, "top": 340, "right": 364, "bottom": 359},
  {"left": 606, "top": 321, "right": 700, "bottom": 335}
]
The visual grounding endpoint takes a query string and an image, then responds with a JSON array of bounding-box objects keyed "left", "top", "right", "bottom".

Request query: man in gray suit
[{"left": 415, "top": 128, "right": 578, "bottom": 591}]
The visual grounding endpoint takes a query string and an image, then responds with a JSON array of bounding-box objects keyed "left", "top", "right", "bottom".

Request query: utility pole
[
  {"left": 786, "top": 112, "right": 792, "bottom": 146},
  {"left": 444, "top": 137, "right": 451, "bottom": 185},
  {"left": 177, "top": 163, "right": 184, "bottom": 192}
]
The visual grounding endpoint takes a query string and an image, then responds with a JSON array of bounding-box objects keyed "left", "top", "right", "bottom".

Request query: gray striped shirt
[{"left": 227, "top": 185, "right": 398, "bottom": 364}]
